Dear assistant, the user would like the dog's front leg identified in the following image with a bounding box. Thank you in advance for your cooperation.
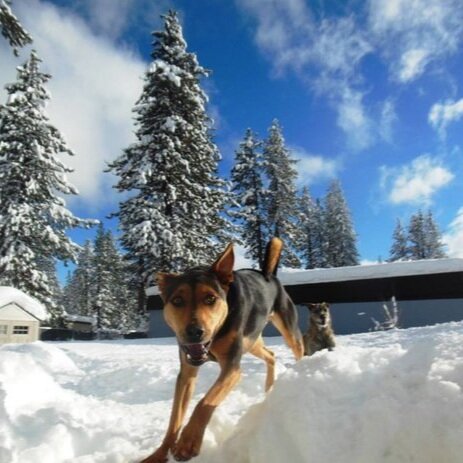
[141,355,198,463]
[173,360,241,461]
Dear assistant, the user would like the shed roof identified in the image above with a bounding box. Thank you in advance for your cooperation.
[0,286,49,321]
[146,258,463,308]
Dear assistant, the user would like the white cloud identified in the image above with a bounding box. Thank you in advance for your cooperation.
[68,0,172,42]
[336,89,374,151]
[428,98,463,137]
[291,147,340,186]
[378,99,397,142]
[368,0,463,82]
[380,155,454,205]
[443,207,463,257]
[0,0,146,210]
[237,0,374,150]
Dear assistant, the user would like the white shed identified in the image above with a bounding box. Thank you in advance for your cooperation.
[0,287,49,344]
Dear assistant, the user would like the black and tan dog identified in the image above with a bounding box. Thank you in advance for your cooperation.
[141,238,303,463]
[303,302,336,356]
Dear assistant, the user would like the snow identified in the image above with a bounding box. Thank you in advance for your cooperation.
[0,286,49,321]
[1,321,462,462]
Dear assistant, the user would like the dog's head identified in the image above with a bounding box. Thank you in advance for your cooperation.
[307,302,331,329]
[156,243,234,366]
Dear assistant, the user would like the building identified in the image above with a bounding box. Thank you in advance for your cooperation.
[0,287,49,344]
[63,314,95,333]
[146,258,463,337]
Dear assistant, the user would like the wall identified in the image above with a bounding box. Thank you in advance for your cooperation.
[148,298,463,338]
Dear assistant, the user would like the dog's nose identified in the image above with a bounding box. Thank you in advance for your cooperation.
[185,324,205,342]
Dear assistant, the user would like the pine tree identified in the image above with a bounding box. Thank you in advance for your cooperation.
[231,128,267,267]
[388,219,408,262]
[423,211,447,259]
[296,186,321,269]
[324,180,359,267]
[263,119,300,267]
[0,51,95,325]
[93,224,131,331]
[408,210,447,260]
[0,0,32,55]
[62,241,95,316]
[312,198,329,268]
[36,255,63,320]
[108,11,232,306]
[407,211,426,260]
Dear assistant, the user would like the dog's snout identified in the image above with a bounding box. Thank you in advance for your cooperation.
[185,324,205,342]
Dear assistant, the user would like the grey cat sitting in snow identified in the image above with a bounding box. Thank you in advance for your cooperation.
[303,302,336,356]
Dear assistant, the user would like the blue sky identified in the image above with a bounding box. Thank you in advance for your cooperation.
[2,0,463,274]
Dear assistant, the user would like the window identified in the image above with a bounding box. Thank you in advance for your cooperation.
[0,325,7,335]
[13,325,29,335]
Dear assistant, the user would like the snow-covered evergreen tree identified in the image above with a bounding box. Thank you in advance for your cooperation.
[388,219,408,262]
[62,241,95,316]
[108,11,232,304]
[93,224,134,331]
[263,119,300,267]
[0,0,32,55]
[36,255,63,320]
[424,211,447,259]
[323,180,359,267]
[312,198,329,268]
[407,211,427,260]
[0,51,95,326]
[408,210,447,260]
[296,186,321,269]
[231,128,267,267]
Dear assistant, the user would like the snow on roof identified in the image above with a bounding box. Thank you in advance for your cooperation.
[278,258,463,286]
[64,314,96,325]
[145,258,463,297]
[0,286,49,321]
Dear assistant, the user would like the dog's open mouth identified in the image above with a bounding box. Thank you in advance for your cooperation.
[181,341,212,366]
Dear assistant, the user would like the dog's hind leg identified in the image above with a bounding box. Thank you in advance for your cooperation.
[270,298,304,361]
[249,335,276,391]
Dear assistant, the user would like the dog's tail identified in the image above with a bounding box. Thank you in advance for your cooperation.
[262,237,283,278]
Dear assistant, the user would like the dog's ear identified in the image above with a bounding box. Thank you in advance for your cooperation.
[211,242,234,285]
[156,272,178,301]
[307,303,317,311]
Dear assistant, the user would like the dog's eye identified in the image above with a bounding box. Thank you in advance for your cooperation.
[204,295,217,306]
[171,296,184,307]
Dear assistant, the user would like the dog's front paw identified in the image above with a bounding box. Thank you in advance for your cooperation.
[140,445,169,463]
[172,428,202,461]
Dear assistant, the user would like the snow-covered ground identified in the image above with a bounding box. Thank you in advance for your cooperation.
[1,322,463,463]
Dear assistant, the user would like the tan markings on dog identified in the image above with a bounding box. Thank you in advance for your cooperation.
[211,242,234,286]
[162,283,228,343]
[140,357,199,463]
[249,336,275,391]
[142,240,303,463]
[173,363,241,461]
[270,311,304,360]
[209,329,239,359]
[156,272,179,302]
[263,237,283,277]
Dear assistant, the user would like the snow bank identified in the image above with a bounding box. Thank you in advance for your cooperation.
[0,323,462,463]
[199,324,463,463]
[0,286,48,321]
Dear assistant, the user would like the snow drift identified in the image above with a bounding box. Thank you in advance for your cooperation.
[0,322,462,463]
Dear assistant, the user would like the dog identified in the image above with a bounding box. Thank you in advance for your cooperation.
[303,302,336,356]
[141,238,303,462]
